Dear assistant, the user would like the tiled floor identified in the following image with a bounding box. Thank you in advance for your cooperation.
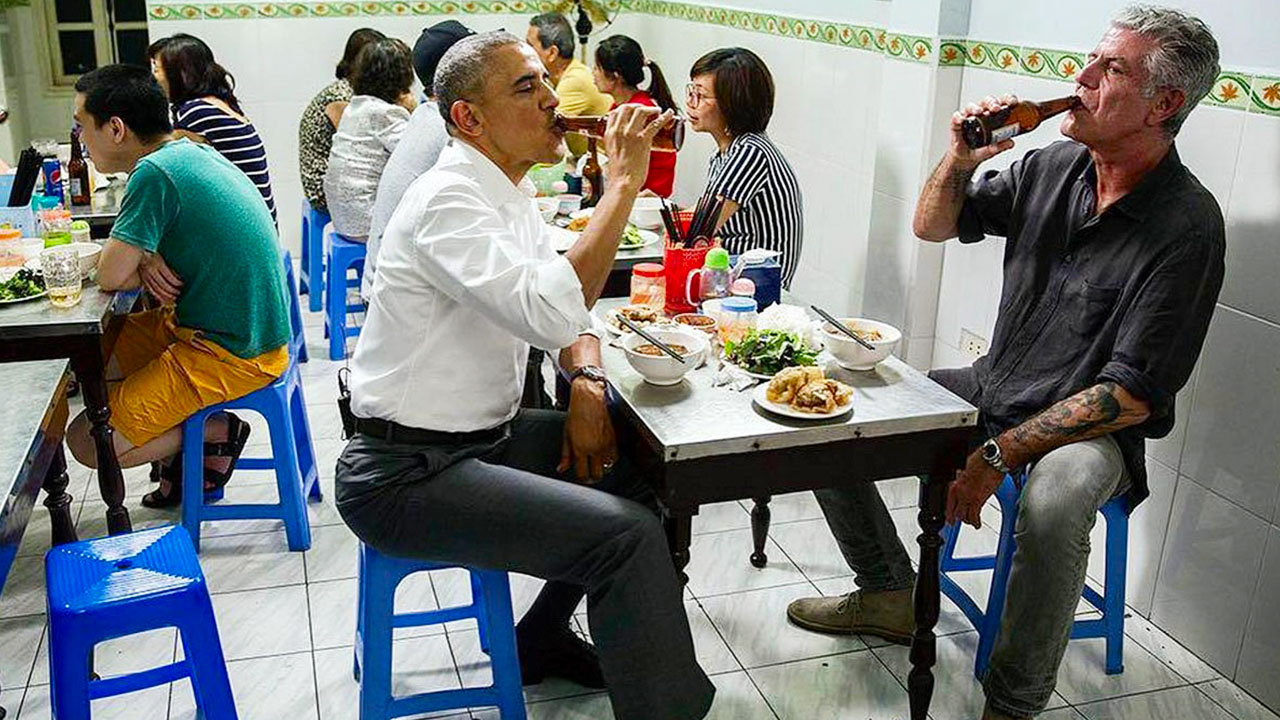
[1,300,1278,720]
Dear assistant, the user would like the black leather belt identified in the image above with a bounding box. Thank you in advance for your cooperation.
[354,416,508,446]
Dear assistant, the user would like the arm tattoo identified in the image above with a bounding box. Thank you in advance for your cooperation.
[1003,382,1148,464]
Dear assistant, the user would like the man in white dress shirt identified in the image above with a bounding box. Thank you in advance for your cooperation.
[334,32,714,720]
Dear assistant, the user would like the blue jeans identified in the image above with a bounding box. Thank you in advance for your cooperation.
[815,435,1127,717]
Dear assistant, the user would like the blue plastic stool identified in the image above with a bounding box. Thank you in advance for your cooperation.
[353,545,527,720]
[281,248,308,363]
[323,229,366,360]
[940,472,1131,679]
[300,199,330,312]
[180,357,320,553]
[46,526,238,720]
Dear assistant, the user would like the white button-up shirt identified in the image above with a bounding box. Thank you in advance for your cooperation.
[350,139,593,432]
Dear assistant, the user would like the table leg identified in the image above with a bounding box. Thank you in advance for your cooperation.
[43,445,79,546]
[908,474,947,720]
[664,511,693,586]
[749,495,771,568]
[70,345,132,536]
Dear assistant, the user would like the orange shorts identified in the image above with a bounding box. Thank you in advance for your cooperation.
[108,308,289,447]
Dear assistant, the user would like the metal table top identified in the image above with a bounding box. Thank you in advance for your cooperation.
[0,360,68,517]
[595,298,978,462]
[0,285,131,340]
[70,182,124,222]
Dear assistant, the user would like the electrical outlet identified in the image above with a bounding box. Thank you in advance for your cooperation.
[959,328,989,358]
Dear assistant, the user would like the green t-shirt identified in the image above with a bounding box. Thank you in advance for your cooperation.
[112,140,290,359]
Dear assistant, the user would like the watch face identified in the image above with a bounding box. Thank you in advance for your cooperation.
[982,440,999,459]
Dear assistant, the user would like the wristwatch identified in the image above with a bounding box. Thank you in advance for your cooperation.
[981,438,1011,474]
[570,365,607,385]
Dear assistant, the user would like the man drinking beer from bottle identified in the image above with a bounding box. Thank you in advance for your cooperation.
[786,7,1224,718]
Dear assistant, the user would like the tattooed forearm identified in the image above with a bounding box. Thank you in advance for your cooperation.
[913,157,976,241]
[999,382,1151,468]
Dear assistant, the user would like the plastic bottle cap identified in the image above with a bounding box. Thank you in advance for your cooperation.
[71,220,90,232]
[729,278,755,296]
[0,228,21,242]
[633,262,664,278]
[703,247,731,270]
[721,296,757,313]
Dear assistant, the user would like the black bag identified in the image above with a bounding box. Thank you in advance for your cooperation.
[337,367,356,440]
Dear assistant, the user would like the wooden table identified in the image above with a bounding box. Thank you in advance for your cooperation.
[0,286,138,541]
[0,360,72,719]
[595,298,978,720]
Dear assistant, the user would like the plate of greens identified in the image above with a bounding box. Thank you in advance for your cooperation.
[722,328,819,378]
[620,225,659,250]
[0,267,47,304]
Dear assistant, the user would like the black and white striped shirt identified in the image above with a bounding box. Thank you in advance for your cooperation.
[706,132,803,286]
[174,99,277,223]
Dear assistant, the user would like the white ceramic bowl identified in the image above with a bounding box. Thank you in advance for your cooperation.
[556,193,583,216]
[536,196,558,223]
[622,327,708,385]
[816,317,901,370]
[629,196,665,230]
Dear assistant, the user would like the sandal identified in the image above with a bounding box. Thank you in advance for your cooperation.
[141,413,251,508]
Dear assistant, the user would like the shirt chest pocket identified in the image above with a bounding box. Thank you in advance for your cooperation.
[1064,279,1122,337]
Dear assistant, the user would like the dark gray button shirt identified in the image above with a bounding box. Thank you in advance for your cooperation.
[938,140,1225,507]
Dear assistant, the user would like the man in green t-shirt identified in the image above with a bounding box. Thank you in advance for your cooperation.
[64,64,291,508]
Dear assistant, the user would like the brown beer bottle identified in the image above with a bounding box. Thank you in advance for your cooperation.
[961,96,1083,149]
[582,136,603,208]
[68,129,91,206]
[556,113,685,153]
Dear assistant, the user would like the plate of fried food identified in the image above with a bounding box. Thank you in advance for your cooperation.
[753,366,854,419]
[604,303,672,335]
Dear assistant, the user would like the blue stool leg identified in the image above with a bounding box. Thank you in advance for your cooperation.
[974,478,1020,681]
[290,377,321,502]
[262,382,311,552]
[182,409,215,553]
[283,252,308,364]
[299,212,310,296]
[1102,502,1128,674]
[471,572,491,655]
[180,595,239,720]
[358,555,396,720]
[475,571,527,720]
[308,215,325,312]
[48,627,93,720]
[326,245,347,361]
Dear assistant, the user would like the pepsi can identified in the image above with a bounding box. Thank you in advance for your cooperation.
[42,157,64,203]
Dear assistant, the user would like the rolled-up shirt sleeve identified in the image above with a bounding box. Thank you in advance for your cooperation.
[411,185,592,350]
[1097,235,1225,433]
[956,149,1037,244]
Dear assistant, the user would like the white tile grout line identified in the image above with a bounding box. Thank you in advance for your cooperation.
[687,593,783,720]
[299,545,328,720]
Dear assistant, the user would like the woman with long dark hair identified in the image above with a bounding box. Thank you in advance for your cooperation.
[299,27,385,213]
[686,47,802,286]
[324,38,416,240]
[593,34,677,197]
[149,34,277,222]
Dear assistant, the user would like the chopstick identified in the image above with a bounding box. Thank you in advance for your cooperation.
[659,198,682,246]
[616,314,687,363]
[811,305,877,351]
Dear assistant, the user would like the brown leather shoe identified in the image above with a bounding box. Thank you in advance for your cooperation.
[786,588,915,645]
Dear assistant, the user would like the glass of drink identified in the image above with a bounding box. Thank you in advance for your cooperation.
[41,247,82,308]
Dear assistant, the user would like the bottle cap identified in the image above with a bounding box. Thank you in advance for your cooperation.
[633,262,664,278]
[721,296,757,313]
[703,247,731,270]
[729,278,755,296]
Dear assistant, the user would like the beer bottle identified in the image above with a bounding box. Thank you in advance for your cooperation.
[582,136,603,208]
[556,113,685,153]
[68,130,91,206]
[961,96,1083,149]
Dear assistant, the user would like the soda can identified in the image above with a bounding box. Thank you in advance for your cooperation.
[42,157,64,203]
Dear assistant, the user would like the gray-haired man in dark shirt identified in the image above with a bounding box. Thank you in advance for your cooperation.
[787,7,1224,719]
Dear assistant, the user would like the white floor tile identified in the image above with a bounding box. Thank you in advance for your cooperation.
[1125,613,1221,684]
[0,556,46,620]
[685,528,805,597]
[314,633,464,719]
[0,615,44,689]
[1076,685,1235,720]
[872,630,1069,718]
[302,524,359,583]
[450,627,592,705]
[206,585,312,661]
[757,491,824,524]
[1198,679,1280,720]
[1054,636,1188,705]
[691,501,752,535]
[198,531,307,594]
[0,689,24,719]
[701,582,865,669]
[169,650,317,720]
[8,682,169,720]
[768,518,855,582]
[750,649,907,720]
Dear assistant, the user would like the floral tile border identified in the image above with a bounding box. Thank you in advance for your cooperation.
[145,0,1276,111]
[940,37,1275,116]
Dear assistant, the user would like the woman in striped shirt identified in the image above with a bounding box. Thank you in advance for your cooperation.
[149,34,277,223]
[686,48,803,286]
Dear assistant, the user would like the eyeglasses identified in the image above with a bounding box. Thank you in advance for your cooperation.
[685,83,715,107]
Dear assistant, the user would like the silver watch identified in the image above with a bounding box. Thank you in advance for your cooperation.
[570,365,607,385]
[981,438,1011,474]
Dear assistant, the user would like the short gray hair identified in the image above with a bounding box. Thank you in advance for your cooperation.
[1111,4,1219,137]
[530,12,574,59]
[433,31,523,128]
